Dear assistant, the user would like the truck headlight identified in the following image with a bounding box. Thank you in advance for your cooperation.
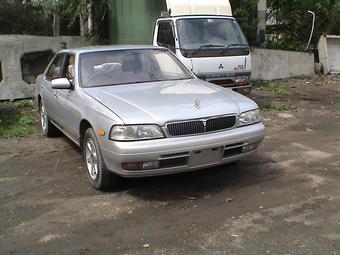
[110,125,165,141]
[238,109,262,127]
[235,75,250,84]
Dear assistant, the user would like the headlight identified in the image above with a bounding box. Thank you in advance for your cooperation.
[110,125,164,141]
[238,109,262,127]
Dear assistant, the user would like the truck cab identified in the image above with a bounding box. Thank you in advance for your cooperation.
[108,0,252,93]
[152,1,252,94]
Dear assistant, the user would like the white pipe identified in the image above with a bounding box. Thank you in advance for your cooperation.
[306,10,315,51]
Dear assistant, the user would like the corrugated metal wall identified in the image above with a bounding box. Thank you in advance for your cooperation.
[109,0,167,45]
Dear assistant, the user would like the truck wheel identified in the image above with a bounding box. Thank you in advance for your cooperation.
[40,100,59,137]
[83,128,118,190]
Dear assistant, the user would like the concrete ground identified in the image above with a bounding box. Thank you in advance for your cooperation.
[1,76,340,255]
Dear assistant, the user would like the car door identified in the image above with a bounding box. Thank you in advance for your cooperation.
[55,54,82,142]
[42,53,66,123]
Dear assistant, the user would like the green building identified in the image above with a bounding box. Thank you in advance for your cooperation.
[108,0,167,45]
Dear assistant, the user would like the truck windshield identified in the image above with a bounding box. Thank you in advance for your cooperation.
[176,18,249,58]
[79,49,193,88]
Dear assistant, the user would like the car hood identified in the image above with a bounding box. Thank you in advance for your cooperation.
[83,79,258,125]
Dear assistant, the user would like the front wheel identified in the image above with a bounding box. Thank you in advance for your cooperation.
[83,128,118,190]
[40,100,59,137]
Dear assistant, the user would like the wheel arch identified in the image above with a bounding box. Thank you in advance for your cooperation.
[79,119,93,150]
[37,94,42,111]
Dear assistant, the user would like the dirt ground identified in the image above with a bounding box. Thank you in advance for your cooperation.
[1,76,340,255]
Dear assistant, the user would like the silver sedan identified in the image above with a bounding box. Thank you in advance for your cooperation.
[36,46,265,190]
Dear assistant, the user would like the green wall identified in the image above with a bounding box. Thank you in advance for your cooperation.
[109,0,167,45]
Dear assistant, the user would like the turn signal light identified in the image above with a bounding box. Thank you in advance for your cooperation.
[98,130,106,136]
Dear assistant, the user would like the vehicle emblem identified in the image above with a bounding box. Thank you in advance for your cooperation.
[194,99,201,110]
[218,64,224,69]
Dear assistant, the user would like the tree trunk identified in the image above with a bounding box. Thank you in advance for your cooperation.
[80,1,93,37]
[53,11,60,37]
[88,1,93,35]
[80,5,89,37]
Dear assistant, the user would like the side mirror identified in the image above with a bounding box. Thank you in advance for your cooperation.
[51,78,71,89]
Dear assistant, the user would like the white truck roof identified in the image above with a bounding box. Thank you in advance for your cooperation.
[166,0,232,17]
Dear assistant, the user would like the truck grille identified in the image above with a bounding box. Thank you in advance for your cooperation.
[166,115,236,137]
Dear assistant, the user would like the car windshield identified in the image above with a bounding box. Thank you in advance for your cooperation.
[79,49,193,87]
[176,18,249,57]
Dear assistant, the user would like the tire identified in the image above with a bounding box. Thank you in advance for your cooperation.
[83,128,118,190]
[40,100,59,137]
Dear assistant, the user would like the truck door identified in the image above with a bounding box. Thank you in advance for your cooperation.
[155,20,176,53]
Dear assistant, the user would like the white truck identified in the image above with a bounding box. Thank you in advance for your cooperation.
[109,0,252,94]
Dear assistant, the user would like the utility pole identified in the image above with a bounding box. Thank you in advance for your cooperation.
[257,0,267,47]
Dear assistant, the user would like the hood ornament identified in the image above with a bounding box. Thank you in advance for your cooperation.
[194,99,201,110]
[218,64,224,69]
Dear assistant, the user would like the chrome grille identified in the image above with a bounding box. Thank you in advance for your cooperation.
[166,115,236,137]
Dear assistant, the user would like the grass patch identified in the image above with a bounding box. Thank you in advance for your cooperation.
[254,80,290,96]
[257,101,297,112]
[0,99,39,138]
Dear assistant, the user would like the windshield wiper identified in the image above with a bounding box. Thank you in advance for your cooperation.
[190,44,225,56]
[220,43,248,54]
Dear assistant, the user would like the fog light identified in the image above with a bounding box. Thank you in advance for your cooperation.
[142,161,160,170]
[122,161,160,171]
[242,143,257,152]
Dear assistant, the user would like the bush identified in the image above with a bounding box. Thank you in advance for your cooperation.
[0,1,51,35]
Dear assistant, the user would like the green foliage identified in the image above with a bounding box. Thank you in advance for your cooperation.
[267,0,340,51]
[0,0,51,35]
[231,0,340,51]
[230,0,259,46]
[32,0,109,41]
[0,100,39,139]
[257,101,297,112]
[254,81,290,96]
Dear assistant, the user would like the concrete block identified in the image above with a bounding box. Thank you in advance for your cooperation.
[251,48,315,80]
[0,35,89,100]
[318,35,340,74]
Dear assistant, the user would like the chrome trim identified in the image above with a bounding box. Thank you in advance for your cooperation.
[224,142,245,150]
[164,114,237,137]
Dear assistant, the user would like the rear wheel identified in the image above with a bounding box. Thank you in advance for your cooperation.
[83,128,118,190]
[40,100,59,137]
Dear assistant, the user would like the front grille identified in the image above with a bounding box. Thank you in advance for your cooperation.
[206,116,236,132]
[166,120,204,136]
[166,115,236,137]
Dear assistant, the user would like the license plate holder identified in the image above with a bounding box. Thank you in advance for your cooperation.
[188,147,223,167]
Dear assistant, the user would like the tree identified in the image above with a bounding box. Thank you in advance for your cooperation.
[32,0,109,41]
[230,0,258,46]
[268,0,340,51]
[0,0,52,35]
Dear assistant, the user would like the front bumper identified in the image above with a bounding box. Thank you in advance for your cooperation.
[101,122,265,177]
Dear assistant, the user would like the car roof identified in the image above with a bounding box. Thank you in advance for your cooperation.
[60,45,163,55]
